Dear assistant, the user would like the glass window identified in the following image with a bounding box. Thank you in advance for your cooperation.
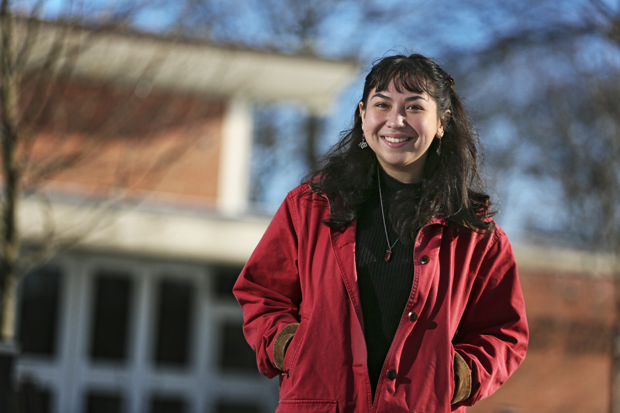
[89,271,133,362]
[17,378,52,413]
[215,401,261,413]
[153,278,194,367]
[19,266,61,356]
[150,396,186,413]
[212,265,243,301]
[218,320,258,373]
[85,391,124,413]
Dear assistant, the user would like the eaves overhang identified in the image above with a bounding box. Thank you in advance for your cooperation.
[23,20,358,114]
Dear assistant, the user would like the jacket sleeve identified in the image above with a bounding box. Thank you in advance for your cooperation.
[452,228,529,406]
[233,193,303,378]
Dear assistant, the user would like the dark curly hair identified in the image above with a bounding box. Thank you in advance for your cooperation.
[306,53,494,243]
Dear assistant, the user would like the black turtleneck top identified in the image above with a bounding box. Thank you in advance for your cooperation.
[355,170,419,397]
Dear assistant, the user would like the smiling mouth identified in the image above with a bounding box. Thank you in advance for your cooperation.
[382,136,411,143]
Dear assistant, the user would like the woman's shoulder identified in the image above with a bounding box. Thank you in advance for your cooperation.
[447,216,509,245]
[287,178,318,197]
[284,180,330,208]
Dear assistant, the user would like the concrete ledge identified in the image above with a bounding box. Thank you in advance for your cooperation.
[20,198,270,265]
[513,244,614,277]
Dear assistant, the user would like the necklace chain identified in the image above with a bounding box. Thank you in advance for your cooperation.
[377,165,399,262]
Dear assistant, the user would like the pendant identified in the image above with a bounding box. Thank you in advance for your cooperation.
[384,250,392,262]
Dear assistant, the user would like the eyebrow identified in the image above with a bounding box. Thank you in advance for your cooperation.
[371,92,427,102]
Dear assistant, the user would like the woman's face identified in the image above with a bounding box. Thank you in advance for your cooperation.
[359,81,448,183]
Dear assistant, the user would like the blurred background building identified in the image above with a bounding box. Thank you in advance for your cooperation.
[2,0,619,412]
[11,19,356,413]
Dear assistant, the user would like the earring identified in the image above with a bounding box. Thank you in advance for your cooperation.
[436,133,443,156]
[359,134,368,149]
[359,123,368,149]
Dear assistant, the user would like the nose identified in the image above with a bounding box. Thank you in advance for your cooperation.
[387,108,406,127]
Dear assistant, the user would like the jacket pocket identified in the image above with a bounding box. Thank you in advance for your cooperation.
[448,343,456,404]
[276,400,337,413]
[282,314,309,372]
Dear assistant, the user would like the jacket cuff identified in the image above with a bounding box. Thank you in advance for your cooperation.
[451,351,472,404]
[273,323,299,371]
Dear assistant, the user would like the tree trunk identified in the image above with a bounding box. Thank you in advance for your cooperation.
[0,2,19,410]
[0,0,21,344]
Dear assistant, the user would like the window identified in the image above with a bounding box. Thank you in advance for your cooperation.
[215,401,261,413]
[212,265,243,301]
[90,271,133,362]
[19,266,62,356]
[16,379,52,413]
[219,320,258,373]
[85,391,125,413]
[150,395,186,413]
[153,278,194,367]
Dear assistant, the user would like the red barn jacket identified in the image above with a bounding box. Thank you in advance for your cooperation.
[234,184,528,413]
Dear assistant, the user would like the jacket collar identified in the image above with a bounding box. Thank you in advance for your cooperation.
[319,189,450,229]
[423,216,449,227]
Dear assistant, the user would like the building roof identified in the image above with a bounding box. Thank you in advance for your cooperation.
[25,19,358,114]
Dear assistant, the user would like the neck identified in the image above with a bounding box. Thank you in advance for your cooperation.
[378,160,425,184]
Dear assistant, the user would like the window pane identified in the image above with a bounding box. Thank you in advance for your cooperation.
[90,271,133,361]
[212,265,243,301]
[85,391,124,413]
[19,266,61,356]
[219,321,257,373]
[153,279,194,367]
[216,401,261,413]
[150,396,186,413]
[17,379,52,413]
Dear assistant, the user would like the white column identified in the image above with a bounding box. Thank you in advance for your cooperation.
[217,97,253,215]
[127,266,153,413]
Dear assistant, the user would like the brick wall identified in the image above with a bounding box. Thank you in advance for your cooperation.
[21,77,227,207]
[470,268,613,413]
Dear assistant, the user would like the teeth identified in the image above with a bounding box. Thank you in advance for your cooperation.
[383,136,409,143]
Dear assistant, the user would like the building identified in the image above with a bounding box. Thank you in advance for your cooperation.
[470,245,613,413]
[14,21,357,413]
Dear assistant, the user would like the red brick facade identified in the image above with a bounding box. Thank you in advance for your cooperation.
[22,77,226,207]
[471,268,612,412]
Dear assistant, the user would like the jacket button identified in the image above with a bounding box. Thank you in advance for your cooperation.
[420,255,430,265]
[408,311,419,322]
[386,369,398,380]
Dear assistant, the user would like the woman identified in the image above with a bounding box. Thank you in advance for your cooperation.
[233,54,528,413]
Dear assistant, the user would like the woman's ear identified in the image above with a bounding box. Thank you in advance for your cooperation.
[358,101,365,122]
[441,110,452,127]
[438,110,451,135]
